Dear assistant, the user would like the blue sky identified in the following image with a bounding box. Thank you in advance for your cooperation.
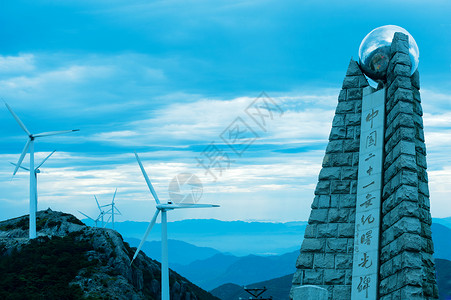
[1,0,450,223]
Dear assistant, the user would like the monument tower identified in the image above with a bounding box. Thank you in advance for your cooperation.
[291,25,439,300]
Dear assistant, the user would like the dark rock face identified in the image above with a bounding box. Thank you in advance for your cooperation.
[0,209,218,300]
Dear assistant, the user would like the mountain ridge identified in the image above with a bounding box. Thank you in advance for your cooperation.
[84,218,306,256]
[0,209,219,300]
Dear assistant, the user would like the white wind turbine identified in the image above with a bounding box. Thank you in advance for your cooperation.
[101,188,122,229]
[130,152,219,300]
[5,102,79,239]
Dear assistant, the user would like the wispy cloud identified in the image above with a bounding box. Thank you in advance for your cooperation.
[0,54,35,74]
[1,0,451,223]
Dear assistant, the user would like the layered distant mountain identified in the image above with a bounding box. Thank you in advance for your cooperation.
[211,273,293,300]
[431,223,451,261]
[172,251,298,290]
[81,218,451,297]
[90,219,308,256]
[126,238,222,265]
[124,237,298,290]
[433,217,451,229]
[93,218,451,261]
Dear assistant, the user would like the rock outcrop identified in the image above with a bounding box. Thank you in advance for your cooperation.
[0,209,219,300]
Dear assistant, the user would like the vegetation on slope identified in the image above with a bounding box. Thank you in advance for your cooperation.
[0,232,94,299]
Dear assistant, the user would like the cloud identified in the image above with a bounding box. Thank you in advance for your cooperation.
[3,84,451,222]
[0,87,336,223]
[429,167,451,218]
[84,91,337,151]
[0,54,35,74]
[1,0,451,224]
[0,148,323,222]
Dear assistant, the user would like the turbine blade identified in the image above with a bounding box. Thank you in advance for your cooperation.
[5,102,31,136]
[78,210,95,221]
[13,139,31,176]
[35,150,56,170]
[94,195,101,210]
[114,207,122,215]
[103,215,112,228]
[33,129,79,138]
[131,210,160,265]
[112,188,117,204]
[9,162,30,171]
[134,152,160,204]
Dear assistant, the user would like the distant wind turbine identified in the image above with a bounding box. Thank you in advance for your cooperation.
[101,188,122,229]
[94,195,107,227]
[5,102,79,239]
[130,152,219,300]
[78,210,102,227]
[78,194,110,228]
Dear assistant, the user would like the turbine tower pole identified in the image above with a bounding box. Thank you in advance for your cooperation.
[161,209,169,300]
[29,139,36,239]
[112,188,117,230]
[112,208,115,229]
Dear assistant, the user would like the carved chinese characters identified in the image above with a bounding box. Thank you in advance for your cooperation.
[351,87,385,299]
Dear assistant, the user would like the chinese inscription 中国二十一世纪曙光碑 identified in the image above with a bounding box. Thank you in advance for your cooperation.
[351,87,385,300]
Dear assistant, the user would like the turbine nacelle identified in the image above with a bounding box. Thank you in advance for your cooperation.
[5,103,79,176]
[9,150,56,175]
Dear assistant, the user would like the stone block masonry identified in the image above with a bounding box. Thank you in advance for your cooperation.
[291,59,368,300]
[378,32,438,300]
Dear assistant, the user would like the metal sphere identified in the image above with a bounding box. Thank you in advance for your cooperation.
[358,25,419,80]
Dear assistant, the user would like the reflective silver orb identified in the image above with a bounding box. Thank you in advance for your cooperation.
[358,25,419,80]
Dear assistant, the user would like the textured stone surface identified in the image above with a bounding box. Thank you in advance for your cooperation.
[292,285,328,300]
[379,32,438,300]
[295,253,313,268]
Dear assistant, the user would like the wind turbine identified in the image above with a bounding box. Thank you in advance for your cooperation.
[10,150,56,205]
[5,102,79,239]
[78,194,108,228]
[130,152,219,300]
[78,210,101,227]
[101,188,122,229]
[94,195,107,227]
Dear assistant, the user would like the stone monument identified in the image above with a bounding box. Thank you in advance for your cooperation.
[291,25,439,300]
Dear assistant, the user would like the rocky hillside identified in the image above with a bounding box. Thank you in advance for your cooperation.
[0,209,219,300]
